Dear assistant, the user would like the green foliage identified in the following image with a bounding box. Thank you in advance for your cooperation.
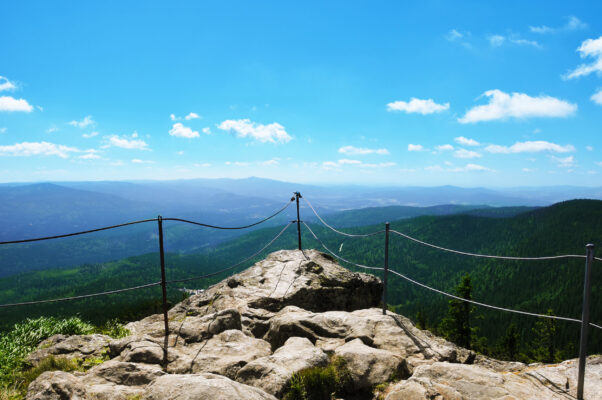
[531,309,559,363]
[498,323,520,361]
[439,274,473,349]
[283,356,352,400]
[97,319,130,339]
[0,316,127,399]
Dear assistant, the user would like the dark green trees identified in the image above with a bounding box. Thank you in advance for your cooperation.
[531,309,559,363]
[440,274,473,349]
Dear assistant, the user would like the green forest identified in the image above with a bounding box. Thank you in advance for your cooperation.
[0,199,600,363]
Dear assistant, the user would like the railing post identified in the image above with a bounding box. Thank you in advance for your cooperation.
[295,192,302,250]
[577,243,594,400]
[383,222,390,315]
[157,216,169,367]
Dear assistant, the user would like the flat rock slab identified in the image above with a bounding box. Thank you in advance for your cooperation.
[385,357,602,400]
[142,373,277,400]
[27,334,111,365]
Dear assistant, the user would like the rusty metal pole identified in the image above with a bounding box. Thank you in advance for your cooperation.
[295,192,302,250]
[157,216,169,367]
[383,222,390,315]
[577,244,595,400]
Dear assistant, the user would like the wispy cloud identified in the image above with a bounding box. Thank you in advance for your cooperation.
[185,112,201,120]
[169,123,199,138]
[218,119,292,143]
[487,35,540,48]
[550,155,574,167]
[485,140,575,154]
[458,90,576,123]
[131,159,155,164]
[408,144,424,152]
[425,163,493,173]
[323,159,396,170]
[436,144,454,151]
[563,36,602,80]
[338,146,389,155]
[0,96,33,112]
[0,76,17,92]
[530,16,588,34]
[68,115,94,128]
[454,136,480,146]
[0,141,92,158]
[454,149,482,159]
[225,161,250,166]
[260,158,280,166]
[103,134,150,150]
[387,98,449,114]
[82,131,99,139]
[591,89,602,105]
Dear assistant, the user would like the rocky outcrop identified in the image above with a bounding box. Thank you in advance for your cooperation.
[25,249,602,400]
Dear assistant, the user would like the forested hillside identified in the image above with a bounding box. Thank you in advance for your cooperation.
[0,199,600,361]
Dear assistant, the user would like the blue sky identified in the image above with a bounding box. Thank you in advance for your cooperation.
[1,1,601,186]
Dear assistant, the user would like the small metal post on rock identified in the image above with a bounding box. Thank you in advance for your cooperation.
[295,192,302,250]
[383,222,390,315]
[157,216,170,367]
[577,243,594,400]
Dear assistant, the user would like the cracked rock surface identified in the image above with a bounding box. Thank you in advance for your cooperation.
[25,249,602,399]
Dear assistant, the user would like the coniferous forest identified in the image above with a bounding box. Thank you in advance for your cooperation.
[0,199,600,362]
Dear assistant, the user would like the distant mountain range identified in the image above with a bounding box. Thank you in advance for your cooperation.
[1,178,600,277]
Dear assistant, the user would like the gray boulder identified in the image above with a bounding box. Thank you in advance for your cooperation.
[27,334,111,366]
[142,373,277,400]
[236,336,329,397]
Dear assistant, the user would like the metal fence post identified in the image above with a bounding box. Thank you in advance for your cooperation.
[295,192,302,250]
[157,216,169,367]
[383,222,390,315]
[577,243,594,400]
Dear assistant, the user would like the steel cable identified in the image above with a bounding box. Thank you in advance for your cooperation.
[302,222,384,271]
[0,218,159,245]
[388,268,601,330]
[303,197,385,238]
[390,230,588,261]
[163,198,294,230]
[165,222,294,285]
[0,281,162,308]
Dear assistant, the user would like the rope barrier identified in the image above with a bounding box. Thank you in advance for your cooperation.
[303,197,385,238]
[0,218,159,245]
[390,230,588,261]
[302,222,384,271]
[0,281,162,308]
[388,268,602,330]
[163,198,293,230]
[165,222,294,285]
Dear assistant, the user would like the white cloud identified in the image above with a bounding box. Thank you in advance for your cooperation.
[169,123,199,138]
[586,146,593,151]
[360,162,396,168]
[387,98,449,114]
[202,127,212,135]
[550,155,574,167]
[0,76,17,92]
[185,112,200,120]
[261,159,280,166]
[564,36,602,79]
[408,144,424,152]
[338,159,362,165]
[0,127,6,134]
[485,140,575,154]
[218,119,292,143]
[530,16,587,34]
[131,159,155,164]
[46,126,58,134]
[591,89,602,105]
[0,141,82,158]
[79,153,101,160]
[321,161,340,170]
[458,90,576,123]
[451,163,493,172]
[193,163,211,167]
[170,114,178,121]
[454,136,480,146]
[488,35,540,48]
[104,135,150,150]
[225,161,250,166]
[0,96,34,112]
[68,115,94,128]
[436,144,454,151]
[338,146,389,155]
[488,35,505,47]
[454,149,482,159]
[445,29,463,41]
[522,168,536,172]
[82,131,99,139]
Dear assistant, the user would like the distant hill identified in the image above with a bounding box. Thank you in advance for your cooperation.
[1,199,600,359]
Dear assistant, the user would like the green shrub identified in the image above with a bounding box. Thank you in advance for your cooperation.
[18,356,79,391]
[283,356,352,400]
